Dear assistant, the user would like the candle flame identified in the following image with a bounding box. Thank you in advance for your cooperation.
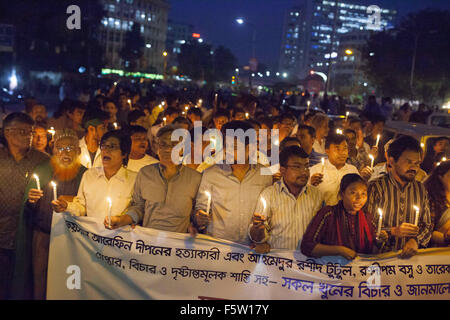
[50,181,57,187]
[107,197,112,206]
[369,154,374,160]
[413,205,419,212]
[33,174,39,180]
[261,197,267,211]
[378,208,383,218]
[321,157,325,165]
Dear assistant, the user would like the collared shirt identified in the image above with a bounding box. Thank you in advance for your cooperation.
[313,139,326,154]
[367,173,432,251]
[67,167,137,220]
[78,137,102,169]
[126,164,202,233]
[182,154,215,173]
[195,164,272,244]
[309,159,359,206]
[0,147,48,249]
[253,179,324,250]
[127,154,159,173]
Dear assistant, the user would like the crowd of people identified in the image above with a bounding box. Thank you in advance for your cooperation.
[0,82,449,300]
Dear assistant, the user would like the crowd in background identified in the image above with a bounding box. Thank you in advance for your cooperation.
[0,81,449,300]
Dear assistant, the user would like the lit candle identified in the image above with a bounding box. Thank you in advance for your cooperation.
[306,100,311,113]
[107,197,112,228]
[198,99,203,105]
[321,157,325,174]
[210,136,216,150]
[260,196,267,219]
[205,191,212,215]
[113,122,118,130]
[163,117,167,126]
[50,181,57,201]
[114,82,117,86]
[345,111,349,122]
[377,208,383,238]
[33,174,41,191]
[162,101,166,106]
[442,157,447,162]
[214,93,218,106]
[48,127,56,140]
[245,112,249,119]
[413,205,419,226]
[375,134,381,147]
[85,155,91,168]
[369,154,375,169]
[185,106,189,112]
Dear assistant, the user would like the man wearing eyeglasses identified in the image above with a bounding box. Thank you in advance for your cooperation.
[109,125,202,234]
[249,146,324,253]
[0,113,48,299]
[53,130,136,222]
[12,129,87,300]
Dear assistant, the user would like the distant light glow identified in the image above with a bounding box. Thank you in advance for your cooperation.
[236,18,244,25]
[9,69,18,91]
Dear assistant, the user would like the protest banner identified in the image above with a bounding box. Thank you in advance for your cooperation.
[47,213,450,300]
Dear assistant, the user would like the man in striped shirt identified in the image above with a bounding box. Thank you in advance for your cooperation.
[249,146,324,251]
[367,136,432,258]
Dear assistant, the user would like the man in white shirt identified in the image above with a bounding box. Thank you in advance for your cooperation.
[309,133,359,206]
[125,126,158,173]
[78,110,109,169]
[53,130,137,221]
[249,146,324,251]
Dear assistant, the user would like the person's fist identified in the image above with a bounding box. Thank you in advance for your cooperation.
[394,223,419,238]
[310,173,323,186]
[51,198,68,213]
[28,188,44,204]
[360,166,373,180]
[194,210,210,230]
[250,213,266,243]
[339,246,357,260]
[400,239,418,259]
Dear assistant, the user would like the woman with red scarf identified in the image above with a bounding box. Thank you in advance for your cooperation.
[301,174,387,260]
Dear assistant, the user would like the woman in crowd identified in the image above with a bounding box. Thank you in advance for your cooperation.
[421,136,449,174]
[301,174,387,259]
[424,161,450,246]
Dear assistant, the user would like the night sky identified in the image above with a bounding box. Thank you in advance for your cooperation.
[169,0,450,70]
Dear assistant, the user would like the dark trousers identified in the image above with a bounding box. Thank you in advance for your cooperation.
[32,229,50,300]
[0,248,14,299]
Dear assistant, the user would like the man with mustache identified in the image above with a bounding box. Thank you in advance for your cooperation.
[109,125,202,233]
[125,126,158,173]
[367,136,432,258]
[13,129,86,300]
[249,146,324,252]
[309,133,359,206]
